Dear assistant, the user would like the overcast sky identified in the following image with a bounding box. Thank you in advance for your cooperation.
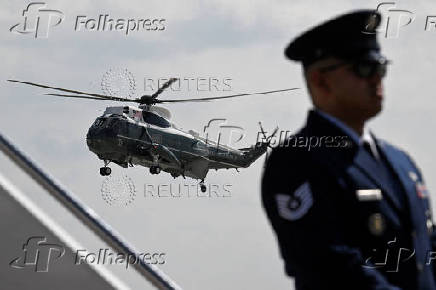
[1,0,436,289]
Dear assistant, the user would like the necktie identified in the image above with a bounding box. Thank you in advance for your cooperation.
[363,140,378,161]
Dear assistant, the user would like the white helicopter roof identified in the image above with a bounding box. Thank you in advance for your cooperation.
[149,106,171,120]
[103,105,171,121]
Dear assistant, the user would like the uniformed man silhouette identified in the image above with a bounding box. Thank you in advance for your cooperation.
[261,10,436,290]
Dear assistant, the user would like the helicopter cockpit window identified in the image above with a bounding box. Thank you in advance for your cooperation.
[106,118,118,128]
[93,118,105,127]
[142,111,171,128]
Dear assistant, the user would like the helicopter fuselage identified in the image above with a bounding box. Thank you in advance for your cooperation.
[8,78,289,191]
[86,106,268,180]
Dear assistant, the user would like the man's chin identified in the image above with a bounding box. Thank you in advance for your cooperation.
[366,104,382,120]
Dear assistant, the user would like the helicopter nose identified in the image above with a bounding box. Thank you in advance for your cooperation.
[86,122,117,151]
[87,127,115,139]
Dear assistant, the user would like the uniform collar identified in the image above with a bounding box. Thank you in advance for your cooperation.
[314,109,361,144]
[314,108,380,159]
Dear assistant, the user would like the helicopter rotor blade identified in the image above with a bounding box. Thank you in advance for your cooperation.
[7,79,136,102]
[45,93,139,102]
[155,87,299,103]
[9,79,299,106]
[151,78,178,98]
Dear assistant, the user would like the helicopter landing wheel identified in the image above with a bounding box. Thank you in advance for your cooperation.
[150,166,161,175]
[199,180,207,193]
[100,167,112,176]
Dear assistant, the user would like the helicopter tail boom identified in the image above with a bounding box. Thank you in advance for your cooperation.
[236,142,269,168]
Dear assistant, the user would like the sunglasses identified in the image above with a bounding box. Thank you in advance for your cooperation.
[319,58,391,78]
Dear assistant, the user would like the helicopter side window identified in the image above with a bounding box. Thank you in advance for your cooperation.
[142,111,170,128]
[192,141,208,153]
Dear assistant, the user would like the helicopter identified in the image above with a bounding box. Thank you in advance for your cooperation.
[7,78,298,192]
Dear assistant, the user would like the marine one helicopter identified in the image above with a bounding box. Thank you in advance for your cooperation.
[8,79,297,192]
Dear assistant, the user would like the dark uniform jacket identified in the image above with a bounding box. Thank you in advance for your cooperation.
[262,110,436,290]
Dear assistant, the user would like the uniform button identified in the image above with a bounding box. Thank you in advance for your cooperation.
[417,263,424,272]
